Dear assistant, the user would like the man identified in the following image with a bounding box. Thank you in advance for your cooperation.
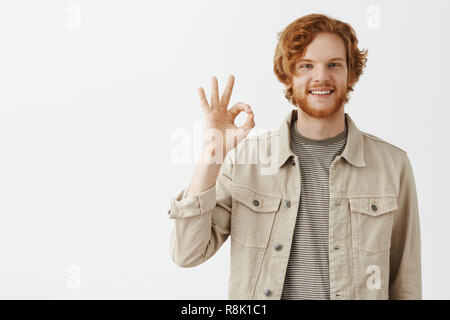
[167,13,422,300]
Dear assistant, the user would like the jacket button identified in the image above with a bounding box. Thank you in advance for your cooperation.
[168,209,171,215]
[371,204,377,212]
[274,244,282,251]
[284,200,291,208]
[264,289,271,296]
[291,159,295,166]
[253,200,260,207]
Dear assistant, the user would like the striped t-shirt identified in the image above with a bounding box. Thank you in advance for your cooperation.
[280,117,348,300]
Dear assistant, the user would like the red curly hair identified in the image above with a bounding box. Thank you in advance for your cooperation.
[273,13,368,106]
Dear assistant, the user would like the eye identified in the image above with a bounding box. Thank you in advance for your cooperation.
[329,62,340,68]
[300,64,312,69]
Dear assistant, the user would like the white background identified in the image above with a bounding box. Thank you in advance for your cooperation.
[0,0,449,299]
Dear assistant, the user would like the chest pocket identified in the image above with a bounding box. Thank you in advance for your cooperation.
[348,197,398,253]
[231,185,281,248]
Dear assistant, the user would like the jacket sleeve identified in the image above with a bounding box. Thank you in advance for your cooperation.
[389,152,422,299]
[167,153,233,268]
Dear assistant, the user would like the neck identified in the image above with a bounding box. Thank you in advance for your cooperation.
[295,107,346,140]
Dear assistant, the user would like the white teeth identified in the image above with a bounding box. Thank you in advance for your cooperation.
[310,90,332,95]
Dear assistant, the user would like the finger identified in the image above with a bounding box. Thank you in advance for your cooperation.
[238,111,255,133]
[220,74,235,108]
[228,102,252,119]
[210,76,220,109]
[197,87,210,114]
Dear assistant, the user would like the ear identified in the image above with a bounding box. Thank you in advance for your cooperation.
[284,80,292,90]
[347,74,355,88]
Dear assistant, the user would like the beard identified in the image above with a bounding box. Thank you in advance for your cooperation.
[293,85,348,118]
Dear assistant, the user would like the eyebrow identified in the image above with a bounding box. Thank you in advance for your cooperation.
[297,57,346,63]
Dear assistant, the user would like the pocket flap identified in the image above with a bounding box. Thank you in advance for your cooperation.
[232,185,281,213]
[349,197,398,216]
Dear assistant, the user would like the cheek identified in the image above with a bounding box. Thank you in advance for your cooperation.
[341,70,350,87]
[292,79,309,92]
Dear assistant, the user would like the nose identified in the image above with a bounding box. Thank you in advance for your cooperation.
[312,64,331,83]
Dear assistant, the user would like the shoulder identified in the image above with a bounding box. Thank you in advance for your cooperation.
[361,131,410,169]
[362,131,407,154]
[239,129,279,150]
[226,129,279,165]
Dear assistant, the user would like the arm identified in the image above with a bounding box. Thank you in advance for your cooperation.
[389,152,422,299]
[168,152,233,267]
[167,75,254,268]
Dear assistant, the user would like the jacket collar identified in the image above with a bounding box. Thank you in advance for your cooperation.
[277,109,366,168]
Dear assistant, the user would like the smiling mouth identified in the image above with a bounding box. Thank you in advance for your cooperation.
[309,89,334,97]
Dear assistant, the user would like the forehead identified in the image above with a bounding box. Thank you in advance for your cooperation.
[297,32,346,62]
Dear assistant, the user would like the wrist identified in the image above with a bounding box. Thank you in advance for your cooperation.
[196,143,226,165]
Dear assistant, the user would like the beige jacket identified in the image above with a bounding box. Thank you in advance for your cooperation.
[168,109,422,300]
